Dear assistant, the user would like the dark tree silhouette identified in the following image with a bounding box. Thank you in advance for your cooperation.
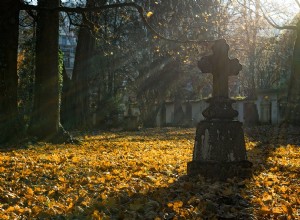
[28,0,66,141]
[0,0,21,144]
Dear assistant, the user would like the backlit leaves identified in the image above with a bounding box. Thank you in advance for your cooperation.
[146,11,154,18]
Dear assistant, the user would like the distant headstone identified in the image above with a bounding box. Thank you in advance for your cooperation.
[124,104,139,131]
[184,102,193,127]
[160,104,166,127]
[187,39,252,180]
[260,100,271,124]
[244,102,259,126]
[174,99,185,125]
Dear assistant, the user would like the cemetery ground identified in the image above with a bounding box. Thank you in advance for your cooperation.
[0,127,299,220]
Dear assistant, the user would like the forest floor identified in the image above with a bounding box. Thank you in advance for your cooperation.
[0,126,299,219]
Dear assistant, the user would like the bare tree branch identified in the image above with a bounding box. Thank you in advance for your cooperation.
[66,12,83,28]
[19,2,217,44]
[260,7,296,30]
[25,10,37,21]
[237,0,296,30]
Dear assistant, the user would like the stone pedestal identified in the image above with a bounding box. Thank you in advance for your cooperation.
[187,120,252,179]
[192,121,246,161]
[187,160,252,180]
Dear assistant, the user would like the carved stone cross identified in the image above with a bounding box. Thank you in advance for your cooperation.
[198,39,242,98]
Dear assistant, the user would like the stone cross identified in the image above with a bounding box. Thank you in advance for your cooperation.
[187,39,252,179]
[198,39,242,98]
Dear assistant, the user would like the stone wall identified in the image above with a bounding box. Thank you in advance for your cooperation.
[156,92,284,127]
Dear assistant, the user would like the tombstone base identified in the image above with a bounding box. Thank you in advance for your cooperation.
[187,160,252,180]
[187,120,252,179]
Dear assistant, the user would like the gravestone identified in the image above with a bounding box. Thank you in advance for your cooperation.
[244,102,259,126]
[187,39,252,179]
[174,100,185,125]
[184,102,193,126]
[260,100,271,124]
[124,104,139,131]
[160,104,166,127]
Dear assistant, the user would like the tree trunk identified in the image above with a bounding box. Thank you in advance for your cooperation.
[70,0,98,128]
[286,22,300,125]
[60,65,72,128]
[28,0,63,141]
[0,0,20,144]
[71,27,95,128]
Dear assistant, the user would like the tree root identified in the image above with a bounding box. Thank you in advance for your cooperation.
[50,125,81,144]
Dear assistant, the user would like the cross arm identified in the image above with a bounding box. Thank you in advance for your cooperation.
[229,58,242,76]
[198,56,213,74]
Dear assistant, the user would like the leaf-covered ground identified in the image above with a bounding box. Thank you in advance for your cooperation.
[0,127,299,219]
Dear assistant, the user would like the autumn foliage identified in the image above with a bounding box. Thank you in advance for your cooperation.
[0,127,299,219]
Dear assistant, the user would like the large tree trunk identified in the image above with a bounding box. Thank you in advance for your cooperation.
[286,22,300,125]
[28,0,65,141]
[0,0,21,144]
[69,0,98,128]
[71,26,95,128]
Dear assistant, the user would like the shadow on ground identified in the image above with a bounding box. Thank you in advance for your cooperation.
[243,125,300,219]
[43,175,254,220]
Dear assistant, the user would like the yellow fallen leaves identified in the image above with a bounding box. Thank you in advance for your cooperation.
[259,205,294,218]
[146,11,154,18]
[261,192,272,202]
[245,126,300,219]
[0,128,194,219]
[0,127,299,219]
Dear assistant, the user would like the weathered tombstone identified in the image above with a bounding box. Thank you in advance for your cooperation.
[174,100,185,125]
[244,102,259,126]
[260,99,272,124]
[184,102,193,127]
[124,104,139,131]
[160,103,167,127]
[187,39,252,179]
